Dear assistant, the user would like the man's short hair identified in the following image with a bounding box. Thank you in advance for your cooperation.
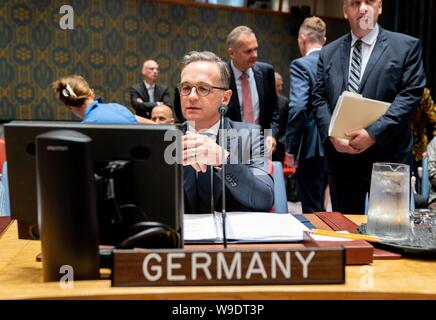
[226,25,255,49]
[181,51,230,88]
[299,17,326,44]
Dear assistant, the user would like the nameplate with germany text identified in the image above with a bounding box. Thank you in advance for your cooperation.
[111,247,345,286]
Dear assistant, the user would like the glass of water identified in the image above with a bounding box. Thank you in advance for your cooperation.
[367,162,410,242]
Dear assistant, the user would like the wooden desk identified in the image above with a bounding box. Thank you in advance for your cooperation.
[1,217,436,300]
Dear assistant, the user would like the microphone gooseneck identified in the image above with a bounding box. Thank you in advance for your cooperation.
[219,106,227,248]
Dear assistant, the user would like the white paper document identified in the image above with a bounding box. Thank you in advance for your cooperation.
[328,91,390,139]
[183,212,309,244]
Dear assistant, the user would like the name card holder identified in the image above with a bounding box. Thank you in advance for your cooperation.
[111,247,345,287]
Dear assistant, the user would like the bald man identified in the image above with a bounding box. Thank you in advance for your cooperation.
[151,104,175,124]
[129,59,173,119]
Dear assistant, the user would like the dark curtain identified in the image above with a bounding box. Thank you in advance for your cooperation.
[381,0,436,96]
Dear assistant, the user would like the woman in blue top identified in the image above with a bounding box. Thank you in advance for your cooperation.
[52,75,153,124]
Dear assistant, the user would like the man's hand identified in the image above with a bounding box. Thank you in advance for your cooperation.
[284,153,298,168]
[266,136,277,155]
[329,137,361,154]
[182,131,229,172]
[345,129,376,153]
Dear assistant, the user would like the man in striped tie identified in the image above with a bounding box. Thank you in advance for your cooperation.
[312,0,426,214]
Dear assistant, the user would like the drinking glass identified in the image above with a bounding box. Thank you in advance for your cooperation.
[367,162,410,242]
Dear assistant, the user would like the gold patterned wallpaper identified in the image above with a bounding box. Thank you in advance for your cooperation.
[0,0,318,121]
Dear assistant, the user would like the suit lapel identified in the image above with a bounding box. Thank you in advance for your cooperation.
[253,64,264,125]
[340,34,352,91]
[359,29,388,91]
[154,84,163,101]
[139,82,150,101]
[214,118,237,203]
[228,66,242,121]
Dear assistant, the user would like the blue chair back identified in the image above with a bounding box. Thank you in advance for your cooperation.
[0,161,10,216]
[421,155,430,201]
[271,161,288,213]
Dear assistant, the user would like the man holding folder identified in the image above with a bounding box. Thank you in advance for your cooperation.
[312,0,426,214]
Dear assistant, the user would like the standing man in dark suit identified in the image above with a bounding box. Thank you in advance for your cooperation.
[286,17,327,213]
[312,0,426,214]
[226,26,280,156]
[180,51,274,214]
[129,59,172,119]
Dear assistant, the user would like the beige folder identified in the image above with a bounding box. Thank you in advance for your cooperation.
[328,91,390,139]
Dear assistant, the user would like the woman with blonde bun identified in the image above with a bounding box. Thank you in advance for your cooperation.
[53,75,151,124]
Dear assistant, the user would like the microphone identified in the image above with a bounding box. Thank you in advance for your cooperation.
[219,104,228,248]
[218,104,228,116]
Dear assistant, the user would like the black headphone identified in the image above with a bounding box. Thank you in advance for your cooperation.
[115,220,181,249]
[95,161,182,250]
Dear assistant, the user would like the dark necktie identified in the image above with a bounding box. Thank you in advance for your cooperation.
[349,40,362,93]
[196,167,214,213]
[196,132,216,213]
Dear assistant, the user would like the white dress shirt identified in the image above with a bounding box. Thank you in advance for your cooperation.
[144,81,155,103]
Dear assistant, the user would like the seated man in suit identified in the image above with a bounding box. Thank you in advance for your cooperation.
[151,103,175,124]
[129,59,172,119]
[180,51,274,214]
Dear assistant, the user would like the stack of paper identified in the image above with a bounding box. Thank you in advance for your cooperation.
[183,212,309,244]
[328,91,390,139]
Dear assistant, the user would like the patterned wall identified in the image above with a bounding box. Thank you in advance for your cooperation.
[0,0,306,121]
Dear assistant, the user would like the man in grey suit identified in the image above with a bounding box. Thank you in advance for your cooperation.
[180,51,274,214]
[129,59,172,119]
[225,26,280,157]
[286,17,327,213]
[312,0,426,214]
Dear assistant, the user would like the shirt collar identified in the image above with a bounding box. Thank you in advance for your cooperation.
[351,23,379,47]
[187,120,220,138]
[230,60,253,80]
[84,97,102,118]
[305,48,322,56]
[144,81,155,90]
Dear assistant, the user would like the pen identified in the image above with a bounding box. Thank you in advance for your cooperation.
[310,229,380,243]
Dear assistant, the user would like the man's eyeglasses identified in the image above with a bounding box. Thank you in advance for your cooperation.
[178,83,228,97]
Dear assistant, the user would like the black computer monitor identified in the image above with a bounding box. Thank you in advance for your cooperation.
[4,121,184,243]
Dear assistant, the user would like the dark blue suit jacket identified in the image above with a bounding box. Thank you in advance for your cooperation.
[226,62,280,139]
[313,27,426,165]
[286,50,324,160]
[183,118,274,214]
